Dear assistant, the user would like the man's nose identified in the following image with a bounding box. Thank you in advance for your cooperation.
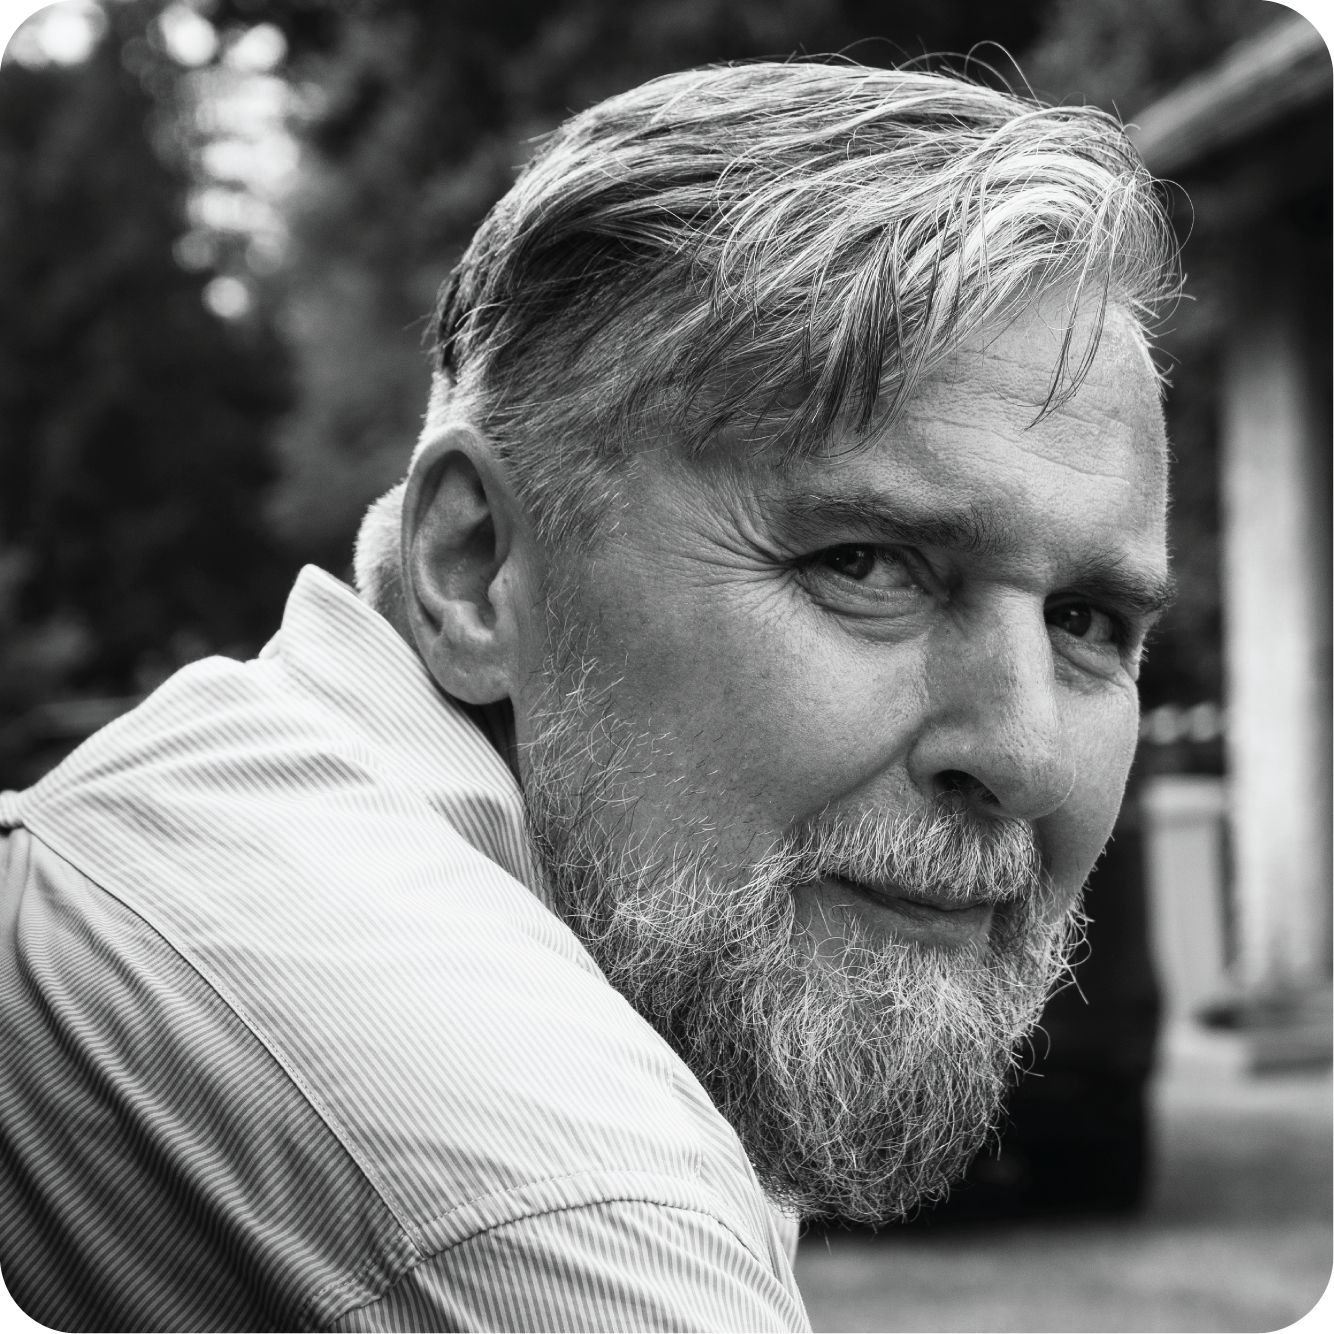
[906,600,1075,822]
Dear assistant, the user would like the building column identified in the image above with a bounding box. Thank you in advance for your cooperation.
[1220,255,1332,1003]
[1141,775,1230,1026]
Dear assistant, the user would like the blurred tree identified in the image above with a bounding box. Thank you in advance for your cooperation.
[208,0,1051,571]
[0,0,298,786]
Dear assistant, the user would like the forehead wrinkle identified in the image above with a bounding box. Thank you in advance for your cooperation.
[908,300,1166,448]
[893,373,1164,487]
[973,431,1160,484]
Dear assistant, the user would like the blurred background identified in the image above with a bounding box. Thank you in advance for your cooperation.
[0,1,1329,1328]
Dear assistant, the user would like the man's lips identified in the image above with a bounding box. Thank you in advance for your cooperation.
[819,874,996,946]
[841,877,987,914]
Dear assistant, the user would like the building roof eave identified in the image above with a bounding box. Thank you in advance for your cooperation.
[1129,14,1331,178]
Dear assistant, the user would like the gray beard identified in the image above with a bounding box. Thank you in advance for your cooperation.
[522,652,1082,1224]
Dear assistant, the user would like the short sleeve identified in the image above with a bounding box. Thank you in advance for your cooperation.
[329,1200,811,1333]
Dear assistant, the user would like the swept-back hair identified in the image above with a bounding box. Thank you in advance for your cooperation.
[356,60,1176,606]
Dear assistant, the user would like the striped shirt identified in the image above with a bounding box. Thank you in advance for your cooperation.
[0,566,808,1332]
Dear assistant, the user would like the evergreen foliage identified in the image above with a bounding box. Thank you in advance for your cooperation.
[0,0,297,784]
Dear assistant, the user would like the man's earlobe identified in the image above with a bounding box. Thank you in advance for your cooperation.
[401,425,528,706]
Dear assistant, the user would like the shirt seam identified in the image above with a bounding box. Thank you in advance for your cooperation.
[320,1193,786,1330]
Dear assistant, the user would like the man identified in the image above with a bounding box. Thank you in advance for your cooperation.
[1,62,1174,1331]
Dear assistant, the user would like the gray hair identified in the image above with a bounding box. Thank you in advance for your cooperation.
[355,60,1176,612]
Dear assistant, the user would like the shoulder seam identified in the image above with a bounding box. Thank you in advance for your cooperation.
[322,1193,783,1328]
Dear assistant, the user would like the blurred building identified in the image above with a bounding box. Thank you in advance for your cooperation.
[1132,14,1332,1066]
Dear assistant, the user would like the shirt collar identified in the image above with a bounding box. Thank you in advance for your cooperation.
[263,565,539,891]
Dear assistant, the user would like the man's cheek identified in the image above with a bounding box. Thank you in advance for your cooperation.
[675,674,928,832]
[1048,698,1140,888]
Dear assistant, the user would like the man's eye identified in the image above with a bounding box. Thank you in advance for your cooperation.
[1047,601,1117,644]
[818,545,914,591]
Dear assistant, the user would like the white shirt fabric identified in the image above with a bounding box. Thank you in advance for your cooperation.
[0,566,808,1332]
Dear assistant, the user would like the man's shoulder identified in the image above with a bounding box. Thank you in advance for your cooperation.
[2,642,772,1270]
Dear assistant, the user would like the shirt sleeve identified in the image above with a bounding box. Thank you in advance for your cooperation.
[328,1200,810,1333]
[0,827,427,1332]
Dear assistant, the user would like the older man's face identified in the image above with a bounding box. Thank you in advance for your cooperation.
[521,301,1167,924]
[512,297,1169,1217]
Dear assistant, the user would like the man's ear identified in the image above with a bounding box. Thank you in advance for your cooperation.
[401,424,533,706]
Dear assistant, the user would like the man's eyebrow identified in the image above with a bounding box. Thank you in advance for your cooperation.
[1060,565,1178,621]
[774,488,1009,556]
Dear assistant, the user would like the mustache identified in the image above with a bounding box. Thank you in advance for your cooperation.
[780,801,1048,910]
